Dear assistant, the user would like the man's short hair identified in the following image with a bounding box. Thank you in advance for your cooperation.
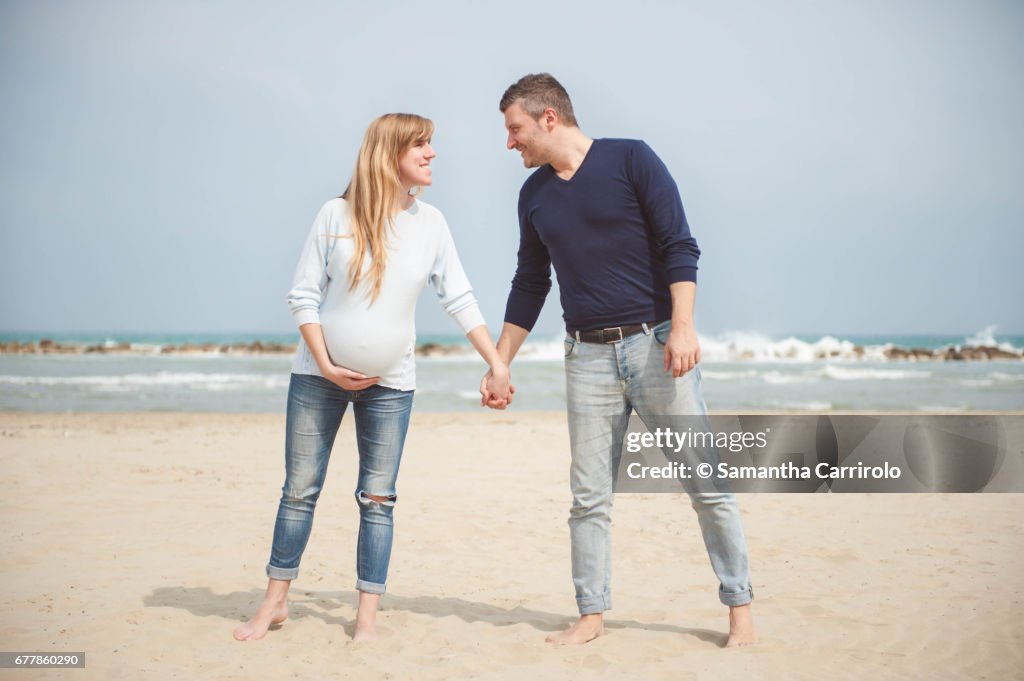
[499,73,578,127]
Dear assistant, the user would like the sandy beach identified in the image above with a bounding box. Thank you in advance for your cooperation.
[1,411,1022,680]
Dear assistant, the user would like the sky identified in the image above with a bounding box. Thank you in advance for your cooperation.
[1,0,1022,338]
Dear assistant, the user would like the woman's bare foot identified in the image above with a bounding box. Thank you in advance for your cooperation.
[233,578,291,641]
[724,604,757,647]
[233,598,288,640]
[352,591,381,642]
[545,613,605,645]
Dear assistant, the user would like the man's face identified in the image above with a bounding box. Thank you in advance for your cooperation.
[504,101,549,168]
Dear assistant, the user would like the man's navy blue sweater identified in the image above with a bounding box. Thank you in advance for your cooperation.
[504,138,701,332]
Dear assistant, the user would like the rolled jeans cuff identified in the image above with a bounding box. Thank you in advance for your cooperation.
[266,564,299,581]
[356,579,386,595]
[576,593,611,615]
[719,585,754,607]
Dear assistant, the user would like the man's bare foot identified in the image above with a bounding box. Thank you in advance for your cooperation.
[545,613,605,645]
[233,598,288,641]
[724,604,757,647]
[352,591,381,642]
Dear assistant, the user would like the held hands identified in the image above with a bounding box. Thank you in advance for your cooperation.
[321,364,381,391]
[479,364,515,410]
[664,323,701,378]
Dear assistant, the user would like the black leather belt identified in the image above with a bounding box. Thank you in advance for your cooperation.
[568,322,657,344]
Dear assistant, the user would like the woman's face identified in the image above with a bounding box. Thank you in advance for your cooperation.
[398,138,436,189]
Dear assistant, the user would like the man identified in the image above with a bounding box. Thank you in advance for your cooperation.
[481,73,757,646]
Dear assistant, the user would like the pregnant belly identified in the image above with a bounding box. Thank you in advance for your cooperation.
[320,315,414,378]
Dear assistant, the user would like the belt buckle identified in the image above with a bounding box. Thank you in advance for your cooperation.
[604,326,624,343]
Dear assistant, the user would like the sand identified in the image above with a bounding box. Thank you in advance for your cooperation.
[1,411,1022,680]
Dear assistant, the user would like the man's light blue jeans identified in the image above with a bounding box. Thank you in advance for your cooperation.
[265,373,413,594]
[564,320,754,614]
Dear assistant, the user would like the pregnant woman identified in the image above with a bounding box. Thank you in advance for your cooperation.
[233,113,510,642]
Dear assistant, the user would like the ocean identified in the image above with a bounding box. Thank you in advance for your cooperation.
[1,328,1022,413]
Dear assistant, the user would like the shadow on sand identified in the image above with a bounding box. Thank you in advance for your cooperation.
[144,586,725,644]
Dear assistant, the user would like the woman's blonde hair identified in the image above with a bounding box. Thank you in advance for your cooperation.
[341,113,434,304]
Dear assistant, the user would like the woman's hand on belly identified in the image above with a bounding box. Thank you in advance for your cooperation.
[321,364,381,391]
